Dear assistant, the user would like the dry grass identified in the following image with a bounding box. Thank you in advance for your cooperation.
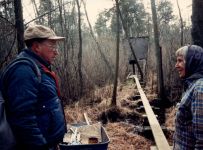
[64,80,175,149]
[106,122,153,150]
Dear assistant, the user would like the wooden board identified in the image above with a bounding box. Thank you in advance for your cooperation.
[129,75,171,150]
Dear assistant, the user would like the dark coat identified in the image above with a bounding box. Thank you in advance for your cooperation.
[3,49,66,150]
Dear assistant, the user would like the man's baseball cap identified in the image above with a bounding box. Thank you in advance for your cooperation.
[24,25,65,41]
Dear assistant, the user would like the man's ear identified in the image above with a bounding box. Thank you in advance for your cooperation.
[32,42,40,53]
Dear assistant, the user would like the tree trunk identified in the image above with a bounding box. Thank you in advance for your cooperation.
[150,0,165,100]
[76,0,83,96]
[57,0,64,34]
[14,0,25,52]
[47,0,52,28]
[111,0,120,107]
[192,0,203,47]
[176,0,184,46]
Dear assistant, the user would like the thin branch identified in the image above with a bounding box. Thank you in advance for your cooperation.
[25,1,71,26]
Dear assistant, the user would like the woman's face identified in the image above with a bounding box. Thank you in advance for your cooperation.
[175,55,186,78]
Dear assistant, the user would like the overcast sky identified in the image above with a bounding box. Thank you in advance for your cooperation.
[22,0,192,26]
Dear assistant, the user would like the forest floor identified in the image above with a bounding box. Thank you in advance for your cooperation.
[64,79,176,150]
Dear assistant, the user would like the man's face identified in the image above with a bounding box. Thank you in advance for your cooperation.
[36,39,59,64]
[175,55,186,78]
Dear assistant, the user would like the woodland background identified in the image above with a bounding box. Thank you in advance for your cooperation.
[0,0,194,105]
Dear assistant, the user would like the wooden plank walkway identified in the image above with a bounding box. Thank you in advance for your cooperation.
[129,75,171,150]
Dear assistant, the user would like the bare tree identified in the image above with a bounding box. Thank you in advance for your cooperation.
[117,1,143,81]
[14,0,24,52]
[81,0,114,79]
[76,0,83,96]
[111,0,120,106]
[31,0,41,24]
[192,0,203,47]
[57,0,64,34]
[150,0,165,100]
[47,0,53,28]
[176,0,184,46]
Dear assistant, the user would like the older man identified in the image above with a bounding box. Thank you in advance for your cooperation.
[174,45,203,149]
[1,25,66,150]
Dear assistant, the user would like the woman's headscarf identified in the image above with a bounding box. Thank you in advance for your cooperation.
[184,45,203,88]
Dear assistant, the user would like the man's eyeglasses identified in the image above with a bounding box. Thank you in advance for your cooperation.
[44,43,59,51]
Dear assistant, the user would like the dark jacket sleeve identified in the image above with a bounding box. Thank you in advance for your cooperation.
[5,64,47,149]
